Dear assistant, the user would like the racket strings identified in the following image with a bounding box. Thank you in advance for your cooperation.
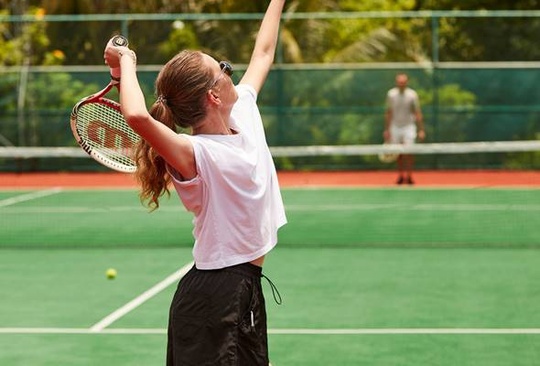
[76,101,139,169]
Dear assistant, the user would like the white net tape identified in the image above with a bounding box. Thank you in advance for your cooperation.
[1,140,539,159]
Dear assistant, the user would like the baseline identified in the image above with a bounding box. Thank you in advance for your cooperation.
[2,327,540,335]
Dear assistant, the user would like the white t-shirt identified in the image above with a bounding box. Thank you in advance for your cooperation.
[386,87,420,128]
[168,84,287,270]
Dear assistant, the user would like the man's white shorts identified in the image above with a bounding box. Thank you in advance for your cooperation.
[390,124,417,145]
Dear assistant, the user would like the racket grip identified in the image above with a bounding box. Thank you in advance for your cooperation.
[112,35,129,47]
[109,35,129,81]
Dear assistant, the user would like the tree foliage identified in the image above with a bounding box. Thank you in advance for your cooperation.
[1,0,536,65]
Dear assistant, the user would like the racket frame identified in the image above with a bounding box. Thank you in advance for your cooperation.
[70,81,138,173]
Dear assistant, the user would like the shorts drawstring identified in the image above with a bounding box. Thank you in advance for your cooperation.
[261,274,282,305]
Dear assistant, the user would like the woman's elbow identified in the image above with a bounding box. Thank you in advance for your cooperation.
[123,110,151,130]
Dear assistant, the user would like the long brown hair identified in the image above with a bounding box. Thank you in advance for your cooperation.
[135,50,214,210]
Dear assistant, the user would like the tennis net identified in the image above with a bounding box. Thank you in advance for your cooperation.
[1,140,538,172]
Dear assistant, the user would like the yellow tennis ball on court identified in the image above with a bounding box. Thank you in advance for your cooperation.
[106,268,117,280]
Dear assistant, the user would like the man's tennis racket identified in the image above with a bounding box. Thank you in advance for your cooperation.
[378,143,399,163]
[70,35,139,173]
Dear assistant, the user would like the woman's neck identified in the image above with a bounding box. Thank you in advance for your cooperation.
[193,111,232,135]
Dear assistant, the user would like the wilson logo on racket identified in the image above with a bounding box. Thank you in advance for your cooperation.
[87,120,135,151]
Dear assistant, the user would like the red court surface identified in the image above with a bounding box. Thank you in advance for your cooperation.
[0,170,538,189]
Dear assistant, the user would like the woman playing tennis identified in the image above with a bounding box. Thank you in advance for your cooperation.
[104,1,287,364]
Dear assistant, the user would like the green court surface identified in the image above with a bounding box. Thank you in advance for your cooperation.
[1,187,539,365]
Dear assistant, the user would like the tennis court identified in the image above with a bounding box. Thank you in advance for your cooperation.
[1,171,539,365]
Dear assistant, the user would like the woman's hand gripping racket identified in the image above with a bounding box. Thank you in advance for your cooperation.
[70,35,139,173]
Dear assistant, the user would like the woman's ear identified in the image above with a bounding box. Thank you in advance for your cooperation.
[207,90,220,104]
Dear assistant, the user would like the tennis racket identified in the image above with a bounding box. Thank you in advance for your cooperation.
[70,35,139,173]
[378,143,399,163]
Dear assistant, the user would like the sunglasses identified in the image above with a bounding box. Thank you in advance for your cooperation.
[219,61,233,77]
[210,61,233,88]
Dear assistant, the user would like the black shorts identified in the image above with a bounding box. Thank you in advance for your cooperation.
[167,263,268,366]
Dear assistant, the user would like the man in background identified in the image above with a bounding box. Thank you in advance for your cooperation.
[384,73,425,185]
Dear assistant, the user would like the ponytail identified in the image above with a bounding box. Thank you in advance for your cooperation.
[135,101,175,210]
[134,50,212,210]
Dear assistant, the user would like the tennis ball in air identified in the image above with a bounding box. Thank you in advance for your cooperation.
[106,268,117,280]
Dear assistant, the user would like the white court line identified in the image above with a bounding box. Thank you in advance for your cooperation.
[285,204,540,212]
[268,328,540,335]
[89,261,194,332]
[0,206,193,214]
[0,187,63,207]
[5,203,540,213]
[2,327,540,335]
